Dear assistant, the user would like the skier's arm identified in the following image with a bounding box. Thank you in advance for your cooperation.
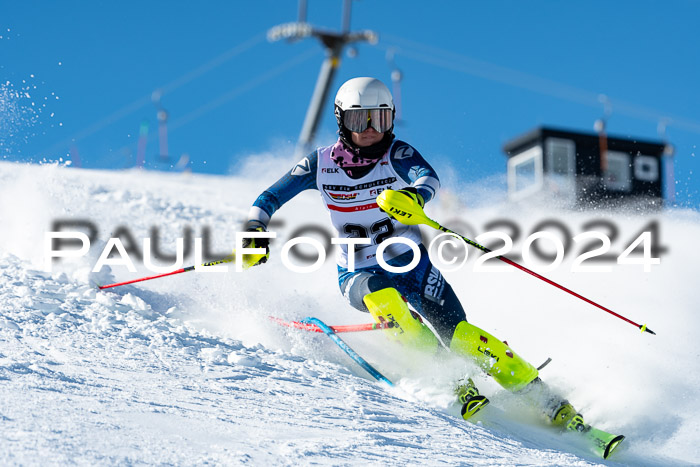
[389,141,440,204]
[247,151,319,229]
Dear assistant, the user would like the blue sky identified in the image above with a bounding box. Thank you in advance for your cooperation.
[2,1,699,207]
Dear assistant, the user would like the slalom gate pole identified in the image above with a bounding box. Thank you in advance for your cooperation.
[269,316,393,333]
[302,317,394,386]
[376,190,656,335]
[98,255,237,290]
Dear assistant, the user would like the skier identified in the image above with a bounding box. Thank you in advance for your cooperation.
[243,77,580,426]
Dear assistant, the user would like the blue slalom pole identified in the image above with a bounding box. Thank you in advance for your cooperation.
[302,317,394,387]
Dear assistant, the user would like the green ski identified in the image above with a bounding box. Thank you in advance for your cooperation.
[552,403,625,459]
[582,424,625,459]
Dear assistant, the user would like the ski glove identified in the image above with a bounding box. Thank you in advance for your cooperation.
[241,222,270,266]
[397,186,425,208]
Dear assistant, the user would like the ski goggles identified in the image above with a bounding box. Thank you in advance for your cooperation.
[342,108,393,133]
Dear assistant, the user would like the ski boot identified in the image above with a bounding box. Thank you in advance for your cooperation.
[549,400,586,432]
[519,378,626,459]
[455,378,490,420]
[547,397,625,459]
[525,380,586,432]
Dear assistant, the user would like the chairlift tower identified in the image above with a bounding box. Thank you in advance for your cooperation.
[268,0,378,158]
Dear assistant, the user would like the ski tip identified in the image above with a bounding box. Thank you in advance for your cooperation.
[641,324,656,335]
[460,395,489,420]
[603,434,625,459]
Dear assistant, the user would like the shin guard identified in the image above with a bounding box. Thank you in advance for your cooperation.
[363,288,439,352]
[449,321,539,392]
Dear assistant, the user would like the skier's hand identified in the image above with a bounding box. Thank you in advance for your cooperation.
[378,187,425,215]
[376,189,429,226]
[241,223,270,266]
[397,186,425,208]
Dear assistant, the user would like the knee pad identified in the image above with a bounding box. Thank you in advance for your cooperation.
[449,321,538,392]
[363,287,439,353]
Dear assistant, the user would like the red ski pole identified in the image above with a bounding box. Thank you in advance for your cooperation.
[97,255,237,290]
[98,266,196,290]
[377,190,656,335]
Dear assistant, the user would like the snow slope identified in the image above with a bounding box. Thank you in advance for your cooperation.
[1,160,698,465]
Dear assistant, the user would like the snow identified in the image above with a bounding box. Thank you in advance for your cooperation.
[1,160,698,465]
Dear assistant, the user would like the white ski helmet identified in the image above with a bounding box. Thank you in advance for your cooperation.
[334,77,395,153]
[334,77,394,113]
